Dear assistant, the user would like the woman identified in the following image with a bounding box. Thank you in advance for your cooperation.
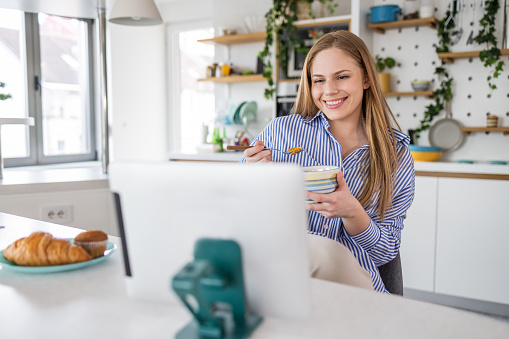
[240,30,415,293]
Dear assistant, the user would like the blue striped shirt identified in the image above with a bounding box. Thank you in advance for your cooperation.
[240,111,415,293]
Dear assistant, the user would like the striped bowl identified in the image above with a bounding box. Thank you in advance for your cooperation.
[303,166,341,200]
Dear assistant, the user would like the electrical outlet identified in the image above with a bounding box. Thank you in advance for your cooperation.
[41,204,73,224]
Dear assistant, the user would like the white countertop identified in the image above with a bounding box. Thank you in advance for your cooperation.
[169,151,509,174]
[0,161,109,194]
[1,213,508,339]
[1,156,507,196]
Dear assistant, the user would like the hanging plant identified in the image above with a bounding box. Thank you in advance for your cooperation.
[258,0,337,99]
[0,81,12,101]
[474,0,505,90]
[413,2,457,139]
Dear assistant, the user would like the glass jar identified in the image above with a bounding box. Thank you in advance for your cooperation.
[403,0,419,20]
[419,0,435,18]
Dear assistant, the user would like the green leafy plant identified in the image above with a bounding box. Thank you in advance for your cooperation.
[413,2,456,139]
[474,0,505,90]
[0,81,12,101]
[374,55,396,73]
[258,0,337,99]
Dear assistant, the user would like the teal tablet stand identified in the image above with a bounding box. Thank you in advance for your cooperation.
[171,238,263,339]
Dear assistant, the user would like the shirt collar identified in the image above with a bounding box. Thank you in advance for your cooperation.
[303,110,410,147]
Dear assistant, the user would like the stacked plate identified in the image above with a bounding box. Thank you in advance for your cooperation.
[408,145,442,162]
[228,101,257,125]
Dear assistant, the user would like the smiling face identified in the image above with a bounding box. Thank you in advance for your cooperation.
[310,48,370,125]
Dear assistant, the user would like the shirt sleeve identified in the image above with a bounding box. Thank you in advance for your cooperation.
[238,118,277,164]
[350,146,415,267]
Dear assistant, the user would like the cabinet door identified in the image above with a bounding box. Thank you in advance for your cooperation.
[400,176,438,292]
[435,178,509,304]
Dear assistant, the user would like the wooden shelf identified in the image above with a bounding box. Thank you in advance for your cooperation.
[385,91,434,99]
[294,15,351,28]
[438,49,509,63]
[197,74,265,83]
[197,32,266,45]
[461,127,509,136]
[368,17,439,34]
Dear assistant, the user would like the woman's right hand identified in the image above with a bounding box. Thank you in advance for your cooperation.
[244,140,272,163]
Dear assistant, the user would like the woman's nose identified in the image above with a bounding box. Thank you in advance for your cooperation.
[324,81,339,95]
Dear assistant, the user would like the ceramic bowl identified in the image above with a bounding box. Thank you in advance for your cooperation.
[303,166,341,195]
[410,151,442,162]
[411,80,430,91]
[408,145,442,152]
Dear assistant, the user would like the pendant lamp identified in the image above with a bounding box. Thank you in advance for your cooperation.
[109,0,163,26]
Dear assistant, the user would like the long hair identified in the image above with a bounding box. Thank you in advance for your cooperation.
[293,30,402,221]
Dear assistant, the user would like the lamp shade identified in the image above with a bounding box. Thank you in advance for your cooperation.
[109,0,163,26]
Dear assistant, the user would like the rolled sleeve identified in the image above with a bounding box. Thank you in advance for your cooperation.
[350,220,380,251]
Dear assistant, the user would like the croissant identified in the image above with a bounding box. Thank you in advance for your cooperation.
[3,232,92,266]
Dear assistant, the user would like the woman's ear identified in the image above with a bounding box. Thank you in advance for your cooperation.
[363,76,371,90]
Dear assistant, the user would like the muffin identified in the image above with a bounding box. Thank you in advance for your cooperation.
[74,230,108,258]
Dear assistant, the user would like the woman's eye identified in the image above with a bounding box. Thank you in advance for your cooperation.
[313,79,324,83]
[338,75,349,80]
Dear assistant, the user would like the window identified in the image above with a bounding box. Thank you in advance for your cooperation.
[168,23,215,153]
[0,9,96,167]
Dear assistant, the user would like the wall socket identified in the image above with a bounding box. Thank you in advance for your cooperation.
[41,204,73,224]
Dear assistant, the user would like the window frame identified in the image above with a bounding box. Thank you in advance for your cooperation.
[4,11,96,168]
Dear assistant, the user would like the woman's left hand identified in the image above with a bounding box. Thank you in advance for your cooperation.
[306,172,370,235]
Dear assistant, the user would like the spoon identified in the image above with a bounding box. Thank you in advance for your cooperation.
[226,145,304,155]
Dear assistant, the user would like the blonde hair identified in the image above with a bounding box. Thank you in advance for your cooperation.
[293,30,401,221]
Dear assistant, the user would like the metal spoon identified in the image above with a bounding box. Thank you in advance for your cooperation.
[226,145,304,155]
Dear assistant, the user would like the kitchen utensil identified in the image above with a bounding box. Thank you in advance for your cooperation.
[239,101,257,125]
[410,150,443,162]
[428,104,465,152]
[445,0,455,26]
[369,5,402,23]
[303,166,341,201]
[411,80,431,91]
[226,145,304,155]
[408,145,442,152]
[502,0,508,49]
[466,0,476,45]
[451,0,464,45]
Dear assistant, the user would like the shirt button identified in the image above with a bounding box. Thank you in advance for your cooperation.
[354,155,359,159]
[323,224,329,230]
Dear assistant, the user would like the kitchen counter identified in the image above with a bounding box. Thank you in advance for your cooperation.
[1,212,509,339]
[169,152,509,177]
[169,151,244,162]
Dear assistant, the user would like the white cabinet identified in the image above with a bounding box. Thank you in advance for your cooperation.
[435,178,509,305]
[401,176,438,292]
[402,175,509,305]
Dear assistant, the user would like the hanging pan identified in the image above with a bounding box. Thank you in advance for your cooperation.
[428,106,465,152]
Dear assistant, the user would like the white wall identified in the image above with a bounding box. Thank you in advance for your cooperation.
[0,188,117,235]
[108,23,168,162]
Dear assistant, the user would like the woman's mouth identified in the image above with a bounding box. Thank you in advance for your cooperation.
[323,97,346,109]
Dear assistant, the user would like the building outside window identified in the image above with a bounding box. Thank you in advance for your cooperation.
[0,8,96,167]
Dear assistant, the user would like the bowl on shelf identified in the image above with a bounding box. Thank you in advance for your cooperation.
[411,80,430,91]
[408,145,442,162]
[303,166,341,201]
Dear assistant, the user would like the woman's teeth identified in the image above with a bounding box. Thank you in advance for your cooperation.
[325,98,345,105]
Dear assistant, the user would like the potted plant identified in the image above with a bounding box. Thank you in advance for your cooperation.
[374,55,396,93]
[258,0,337,99]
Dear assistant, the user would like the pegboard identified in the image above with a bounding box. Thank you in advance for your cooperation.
[372,0,509,162]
